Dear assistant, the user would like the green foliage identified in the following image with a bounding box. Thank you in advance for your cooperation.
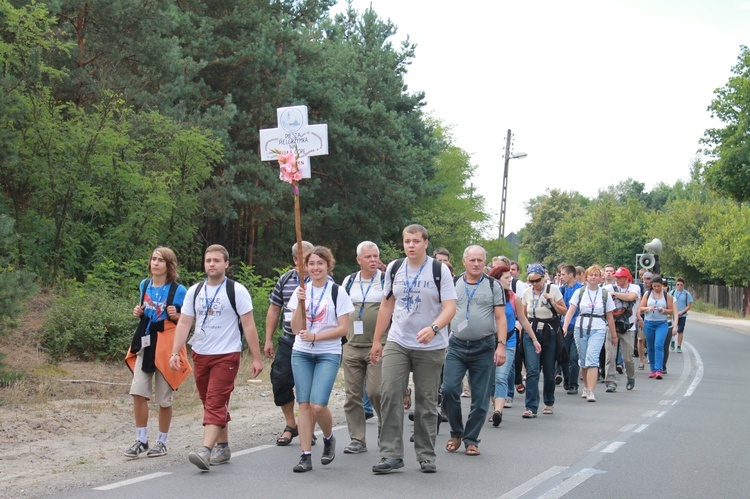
[231,262,282,345]
[0,352,24,386]
[43,284,135,363]
[702,45,750,202]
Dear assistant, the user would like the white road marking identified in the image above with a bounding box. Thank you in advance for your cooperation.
[656,411,667,418]
[498,466,567,499]
[618,424,636,432]
[93,472,171,490]
[641,410,658,417]
[537,468,606,499]
[600,441,626,453]
[684,342,704,397]
[234,444,274,457]
[588,441,608,452]
[633,424,649,433]
[659,399,672,405]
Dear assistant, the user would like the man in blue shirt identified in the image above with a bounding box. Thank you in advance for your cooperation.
[559,265,582,395]
[670,277,694,353]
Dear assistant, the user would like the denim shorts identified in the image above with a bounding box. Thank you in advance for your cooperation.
[574,328,606,368]
[291,350,341,406]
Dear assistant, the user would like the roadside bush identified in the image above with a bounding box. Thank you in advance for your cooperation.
[233,262,286,345]
[44,284,135,363]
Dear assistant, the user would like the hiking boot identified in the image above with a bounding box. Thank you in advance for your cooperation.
[626,379,635,390]
[372,458,404,474]
[188,446,211,471]
[293,453,312,473]
[210,444,231,465]
[146,441,167,458]
[124,440,148,459]
[420,460,437,473]
[321,435,336,465]
[344,441,367,454]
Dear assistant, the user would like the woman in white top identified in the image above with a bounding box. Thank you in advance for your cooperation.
[562,264,617,402]
[639,275,673,380]
[288,246,354,473]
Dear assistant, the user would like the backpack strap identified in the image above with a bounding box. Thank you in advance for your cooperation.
[225,278,244,336]
[385,258,405,300]
[343,272,358,294]
[165,282,179,324]
[432,259,443,303]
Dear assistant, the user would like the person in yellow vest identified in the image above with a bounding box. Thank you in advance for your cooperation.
[124,247,191,458]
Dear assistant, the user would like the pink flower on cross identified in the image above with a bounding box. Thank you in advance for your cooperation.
[273,148,302,194]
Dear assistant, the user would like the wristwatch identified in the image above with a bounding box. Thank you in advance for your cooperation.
[431,324,440,334]
[498,340,506,345]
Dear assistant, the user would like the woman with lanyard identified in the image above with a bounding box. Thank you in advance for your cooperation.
[639,275,673,379]
[288,246,354,472]
[124,247,189,458]
[488,265,537,426]
[521,263,566,417]
[562,264,617,402]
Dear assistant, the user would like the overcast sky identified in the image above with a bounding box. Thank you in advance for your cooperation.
[332,0,749,235]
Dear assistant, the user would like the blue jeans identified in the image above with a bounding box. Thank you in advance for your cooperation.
[506,356,515,399]
[494,344,517,399]
[523,330,557,413]
[441,335,496,446]
[291,351,340,406]
[644,320,668,372]
[563,329,579,389]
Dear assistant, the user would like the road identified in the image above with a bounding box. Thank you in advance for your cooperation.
[55,313,750,498]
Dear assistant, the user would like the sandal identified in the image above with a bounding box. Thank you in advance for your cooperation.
[404,387,412,410]
[521,410,537,419]
[276,425,298,446]
[543,406,553,415]
[446,437,462,452]
[465,444,480,456]
[491,411,502,427]
[516,383,526,394]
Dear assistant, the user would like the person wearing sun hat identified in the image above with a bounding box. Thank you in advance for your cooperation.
[520,263,566,417]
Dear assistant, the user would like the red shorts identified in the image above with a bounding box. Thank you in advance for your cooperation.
[191,351,241,427]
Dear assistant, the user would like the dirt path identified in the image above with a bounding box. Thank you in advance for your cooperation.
[0,296,346,498]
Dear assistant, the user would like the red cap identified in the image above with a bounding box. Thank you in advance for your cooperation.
[613,267,633,282]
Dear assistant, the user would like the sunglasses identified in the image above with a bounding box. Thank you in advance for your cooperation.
[528,277,542,284]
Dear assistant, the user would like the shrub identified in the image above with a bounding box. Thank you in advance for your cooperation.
[233,262,286,345]
[44,284,135,363]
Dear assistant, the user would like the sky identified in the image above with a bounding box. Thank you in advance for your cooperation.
[331,0,749,235]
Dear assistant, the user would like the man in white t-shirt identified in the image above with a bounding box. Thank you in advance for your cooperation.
[603,267,640,392]
[170,244,263,471]
[369,224,457,474]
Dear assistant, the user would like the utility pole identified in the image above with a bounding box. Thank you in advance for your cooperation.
[499,129,512,240]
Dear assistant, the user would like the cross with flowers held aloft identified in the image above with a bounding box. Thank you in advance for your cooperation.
[259,105,328,275]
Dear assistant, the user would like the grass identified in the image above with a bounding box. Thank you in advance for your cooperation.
[691,299,748,319]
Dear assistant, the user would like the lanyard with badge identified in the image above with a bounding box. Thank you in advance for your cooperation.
[141,279,156,349]
[397,258,427,322]
[308,281,329,332]
[457,273,484,332]
[354,272,375,336]
[189,277,226,345]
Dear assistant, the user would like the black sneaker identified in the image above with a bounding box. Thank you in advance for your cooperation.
[616,365,624,374]
[293,453,312,473]
[365,412,375,420]
[626,379,635,390]
[372,458,404,474]
[146,441,167,458]
[321,435,336,465]
[124,440,148,459]
[555,374,563,385]
[420,460,437,473]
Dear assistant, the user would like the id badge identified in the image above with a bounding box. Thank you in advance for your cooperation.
[354,321,364,335]
[394,310,408,322]
[188,330,202,346]
[284,311,292,322]
[457,320,468,332]
[141,334,151,349]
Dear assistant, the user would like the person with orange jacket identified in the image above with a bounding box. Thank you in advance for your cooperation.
[124,247,191,459]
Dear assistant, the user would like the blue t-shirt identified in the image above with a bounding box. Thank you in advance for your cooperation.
[503,296,517,348]
[670,289,693,317]
[561,282,583,332]
[140,279,187,329]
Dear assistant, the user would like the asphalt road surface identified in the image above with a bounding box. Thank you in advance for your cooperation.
[56,313,750,498]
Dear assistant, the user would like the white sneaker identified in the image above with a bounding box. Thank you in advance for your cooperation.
[587,391,596,402]
[581,388,589,399]
[504,399,513,408]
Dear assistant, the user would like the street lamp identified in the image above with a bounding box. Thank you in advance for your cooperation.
[499,129,527,239]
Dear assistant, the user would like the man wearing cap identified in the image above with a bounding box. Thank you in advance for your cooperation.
[603,267,640,391]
